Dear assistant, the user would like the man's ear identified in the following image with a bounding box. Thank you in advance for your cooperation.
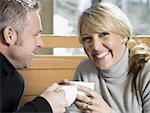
[122,36,128,44]
[3,26,17,46]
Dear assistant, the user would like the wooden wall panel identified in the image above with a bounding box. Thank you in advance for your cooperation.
[40,35,150,48]
[19,69,75,95]
[28,56,87,69]
[19,35,150,106]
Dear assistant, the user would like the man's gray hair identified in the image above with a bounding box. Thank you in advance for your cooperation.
[0,0,40,35]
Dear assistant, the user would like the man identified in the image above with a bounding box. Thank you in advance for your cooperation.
[0,0,67,113]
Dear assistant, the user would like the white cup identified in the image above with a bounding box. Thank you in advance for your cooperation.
[61,85,77,106]
[70,81,95,96]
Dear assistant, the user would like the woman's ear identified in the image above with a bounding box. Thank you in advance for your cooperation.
[3,26,17,46]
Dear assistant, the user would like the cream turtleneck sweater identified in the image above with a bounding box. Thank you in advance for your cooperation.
[66,48,150,113]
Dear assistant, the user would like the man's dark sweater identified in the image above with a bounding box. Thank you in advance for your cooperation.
[0,53,52,113]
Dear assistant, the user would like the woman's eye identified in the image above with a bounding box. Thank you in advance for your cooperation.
[98,32,109,38]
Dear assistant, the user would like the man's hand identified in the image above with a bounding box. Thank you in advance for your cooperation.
[40,83,67,113]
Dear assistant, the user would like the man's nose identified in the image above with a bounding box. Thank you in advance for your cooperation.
[36,37,44,48]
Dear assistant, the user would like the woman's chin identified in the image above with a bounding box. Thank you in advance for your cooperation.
[94,57,113,70]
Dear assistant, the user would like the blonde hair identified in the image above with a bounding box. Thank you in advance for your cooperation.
[128,39,150,73]
[78,2,132,43]
[78,2,150,72]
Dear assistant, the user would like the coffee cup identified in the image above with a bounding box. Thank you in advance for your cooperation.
[69,81,95,96]
[61,85,77,106]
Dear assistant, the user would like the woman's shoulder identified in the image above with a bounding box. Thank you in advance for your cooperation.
[137,61,150,90]
[76,59,98,73]
[77,59,96,68]
[78,59,93,65]
[142,61,150,72]
[140,61,150,78]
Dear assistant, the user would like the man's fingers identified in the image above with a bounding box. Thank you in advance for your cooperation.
[47,82,61,91]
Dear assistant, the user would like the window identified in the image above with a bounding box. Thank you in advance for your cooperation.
[54,0,150,35]
[95,0,150,35]
[38,0,150,55]
[54,0,92,35]
[53,0,92,56]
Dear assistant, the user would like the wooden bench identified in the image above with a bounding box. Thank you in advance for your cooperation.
[19,35,150,106]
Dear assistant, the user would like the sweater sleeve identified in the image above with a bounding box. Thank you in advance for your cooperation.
[141,71,150,113]
[15,96,52,113]
[139,62,150,113]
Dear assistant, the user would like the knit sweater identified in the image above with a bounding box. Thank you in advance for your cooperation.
[66,48,150,113]
[0,53,52,113]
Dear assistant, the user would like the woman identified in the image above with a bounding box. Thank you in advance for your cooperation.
[66,2,150,113]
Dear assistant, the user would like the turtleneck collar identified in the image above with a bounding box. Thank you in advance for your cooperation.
[99,48,130,83]
[0,53,16,77]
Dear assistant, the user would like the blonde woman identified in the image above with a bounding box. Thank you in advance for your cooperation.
[66,2,150,113]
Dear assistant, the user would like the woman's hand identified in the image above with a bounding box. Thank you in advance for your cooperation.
[75,86,111,113]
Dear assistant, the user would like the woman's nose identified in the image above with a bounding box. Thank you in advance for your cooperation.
[92,37,102,51]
